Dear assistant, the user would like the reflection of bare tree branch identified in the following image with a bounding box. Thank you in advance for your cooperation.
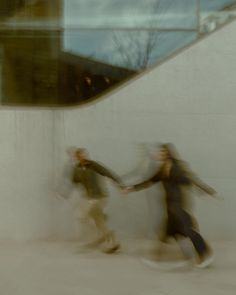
[112,0,173,70]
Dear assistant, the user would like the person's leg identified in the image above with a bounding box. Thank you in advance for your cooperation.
[186,228,213,267]
[187,229,208,256]
[77,197,94,241]
[171,207,213,267]
[156,214,193,263]
[155,219,171,260]
[176,236,194,261]
[89,199,120,252]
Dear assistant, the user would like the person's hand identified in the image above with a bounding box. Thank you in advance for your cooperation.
[121,186,134,194]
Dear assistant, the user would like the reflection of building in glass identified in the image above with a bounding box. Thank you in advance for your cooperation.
[0,47,3,102]
[0,29,61,105]
[0,0,61,20]
[1,0,235,106]
[0,29,135,105]
[60,52,135,104]
[0,1,25,19]
[0,0,135,105]
[0,0,62,105]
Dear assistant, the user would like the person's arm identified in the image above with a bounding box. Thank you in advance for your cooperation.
[182,163,216,196]
[191,175,216,196]
[130,171,161,191]
[90,161,123,186]
[171,164,192,185]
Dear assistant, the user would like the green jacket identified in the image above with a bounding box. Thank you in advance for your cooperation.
[72,160,122,199]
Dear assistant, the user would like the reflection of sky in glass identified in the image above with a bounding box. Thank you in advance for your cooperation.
[1,0,234,70]
[63,0,198,29]
[0,0,235,105]
[63,0,236,28]
[63,30,197,69]
[201,0,236,11]
[0,0,235,28]
[62,0,236,69]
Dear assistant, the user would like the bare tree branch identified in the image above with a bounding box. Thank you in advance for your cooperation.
[111,0,174,70]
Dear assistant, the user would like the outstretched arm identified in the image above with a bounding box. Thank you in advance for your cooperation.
[191,175,216,196]
[129,171,161,191]
[183,163,216,196]
[91,161,123,186]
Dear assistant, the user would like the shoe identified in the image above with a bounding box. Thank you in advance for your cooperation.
[80,235,108,249]
[102,243,121,254]
[196,254,214,268]
[141,258,192,270]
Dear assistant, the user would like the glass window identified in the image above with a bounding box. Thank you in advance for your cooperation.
[200,0,236,11]
[0,29,136,105]
[200,0,236,34]
[0,0,61,27]
[64,30,197,70]
[63,0,198,30]
[1,0,235,106]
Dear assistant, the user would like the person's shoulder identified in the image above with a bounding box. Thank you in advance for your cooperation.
[88,160,104,169]
[173,159,188,169]
[83,160,101,169]
[86,159,96,166]
[171,160,188,174]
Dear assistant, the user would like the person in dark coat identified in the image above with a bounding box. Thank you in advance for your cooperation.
[124,143,217,268]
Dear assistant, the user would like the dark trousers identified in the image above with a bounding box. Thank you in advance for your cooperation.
[166,203,209,258]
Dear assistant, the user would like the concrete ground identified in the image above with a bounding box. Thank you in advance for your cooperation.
[0,240,235,295]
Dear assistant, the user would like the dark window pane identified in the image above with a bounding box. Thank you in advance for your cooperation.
[0,27,197,106]
[0,29,136,106]
[0,30,61,105]
[0,0,61,28]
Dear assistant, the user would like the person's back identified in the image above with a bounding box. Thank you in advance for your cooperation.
[72,148,121,253]
[73,160,108,199]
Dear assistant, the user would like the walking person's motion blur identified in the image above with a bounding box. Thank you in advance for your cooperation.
[121,143,163,238]
[56,147,78,200]
[72,148,123,254]
[123,143,218,268]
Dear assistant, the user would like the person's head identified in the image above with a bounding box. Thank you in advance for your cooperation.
[75,148,89,163]
[158,143,179,162]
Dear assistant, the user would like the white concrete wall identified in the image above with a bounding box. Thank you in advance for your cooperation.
[0,109,54,240]
[1,20,236,241]
[53,20,236,240]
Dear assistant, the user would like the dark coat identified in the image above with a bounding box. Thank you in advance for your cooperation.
[133,160,215,238]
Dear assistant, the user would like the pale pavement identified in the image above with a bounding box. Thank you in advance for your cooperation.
[0,240,235,295]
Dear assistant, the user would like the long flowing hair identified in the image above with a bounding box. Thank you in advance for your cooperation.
[160,143,191,183]
[160,143,181,162]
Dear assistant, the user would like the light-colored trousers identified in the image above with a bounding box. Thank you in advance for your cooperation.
[78,197,116,245]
